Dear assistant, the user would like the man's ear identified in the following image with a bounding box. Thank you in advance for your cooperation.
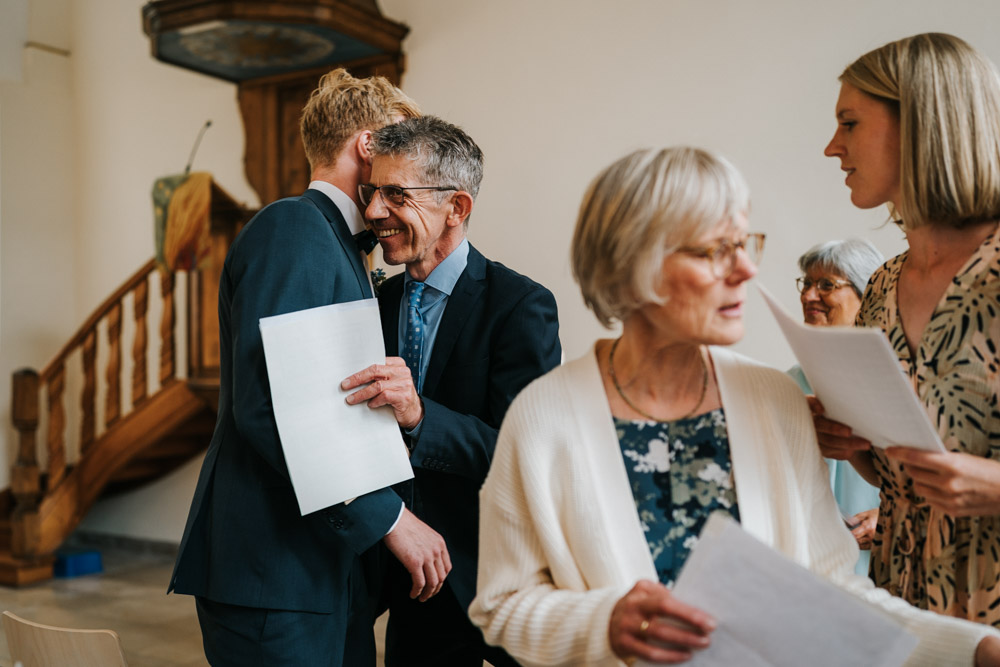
[355,129,374,165]
[446,192,474,227]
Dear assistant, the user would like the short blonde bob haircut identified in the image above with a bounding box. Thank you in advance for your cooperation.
[300,68,420,171]
[572,146,749,328]
[841,33,1000,229]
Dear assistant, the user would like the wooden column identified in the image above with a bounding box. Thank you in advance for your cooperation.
[10,370,41,557]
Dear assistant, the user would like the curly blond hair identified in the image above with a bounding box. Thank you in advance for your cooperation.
[300,68,419,170]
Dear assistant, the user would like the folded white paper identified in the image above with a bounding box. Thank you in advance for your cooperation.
[758,284,945,452]
[259,299,413,515]
[638,513,917,667]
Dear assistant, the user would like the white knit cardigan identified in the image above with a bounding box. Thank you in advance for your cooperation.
[468,344,998,667]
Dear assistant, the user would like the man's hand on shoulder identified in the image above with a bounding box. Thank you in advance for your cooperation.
[383,508,452,601]
[342,357,423,430]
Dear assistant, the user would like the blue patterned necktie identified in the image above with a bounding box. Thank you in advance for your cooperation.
[403,281,426,392]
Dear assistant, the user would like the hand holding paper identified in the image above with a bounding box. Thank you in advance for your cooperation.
[636,513,916,667]
[759,284,945,453]
[342,357,424,431]
[609,580,715,665]
[885,446,1000,517]
[806,395,875,463]
[259,299,413,515]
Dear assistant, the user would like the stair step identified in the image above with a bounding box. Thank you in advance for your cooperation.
[130,434,210,462]
[101,408,215,495]
[1,377,220,586]
[0,552,55,587]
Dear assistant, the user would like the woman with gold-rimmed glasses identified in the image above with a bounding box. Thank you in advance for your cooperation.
[469,146,997,666]
[788,239,885,578]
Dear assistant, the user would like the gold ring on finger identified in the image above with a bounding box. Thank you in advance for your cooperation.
[639,619,650,636]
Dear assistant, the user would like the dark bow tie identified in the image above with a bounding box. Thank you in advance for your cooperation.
[353,229,378,255]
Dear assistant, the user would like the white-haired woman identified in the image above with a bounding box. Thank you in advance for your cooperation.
[819,33,1000,626]
[790,239,885,574]
[468,146,1000,666]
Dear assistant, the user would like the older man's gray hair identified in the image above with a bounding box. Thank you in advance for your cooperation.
[797,238,885,298]
[371,115,484,200]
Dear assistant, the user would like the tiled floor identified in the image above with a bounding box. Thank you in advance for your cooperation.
[0,547,206,666]
[0,545,391,666]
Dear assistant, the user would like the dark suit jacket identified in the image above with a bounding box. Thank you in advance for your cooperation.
[378,244,561,611]
[170,189,402,619]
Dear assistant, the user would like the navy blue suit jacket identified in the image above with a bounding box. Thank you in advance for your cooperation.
[378,244,561,611]
[170,189,402,617]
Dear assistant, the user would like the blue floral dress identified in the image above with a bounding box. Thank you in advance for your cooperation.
[615,408,741,586]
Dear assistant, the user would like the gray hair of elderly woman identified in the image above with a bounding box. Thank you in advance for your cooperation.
[797,239,885,298]
[370,115,483,201]
[572,146,750,328]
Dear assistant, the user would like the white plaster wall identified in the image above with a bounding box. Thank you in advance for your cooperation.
[0,0,77,490]
[5,0,1000,542]
[378,0,1000,366]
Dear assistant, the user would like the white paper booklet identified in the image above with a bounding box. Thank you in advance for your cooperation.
[259,298,413,515]
[638,513,917,667]
[758,284,945,452]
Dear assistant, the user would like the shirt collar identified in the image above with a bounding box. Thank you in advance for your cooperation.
[308,180,366,236]
[405,238,470,297]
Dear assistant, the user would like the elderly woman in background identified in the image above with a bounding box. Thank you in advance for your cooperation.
[818,33,1000,626]
[468,146,1000,667]
[789,238,885,575]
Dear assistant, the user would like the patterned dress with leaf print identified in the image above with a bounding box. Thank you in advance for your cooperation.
[615,408,740,586]
[858,224,1000,626]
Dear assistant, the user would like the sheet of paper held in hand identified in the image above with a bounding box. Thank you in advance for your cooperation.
[758,284,945,452]
[637,513,917,667]
[259,299,412,516]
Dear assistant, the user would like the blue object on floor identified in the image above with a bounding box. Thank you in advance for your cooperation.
[54,550,103,578]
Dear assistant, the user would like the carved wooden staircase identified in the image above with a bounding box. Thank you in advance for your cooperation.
[3,194,247,586]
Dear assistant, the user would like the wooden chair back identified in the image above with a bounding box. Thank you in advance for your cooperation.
[2,611,128,666]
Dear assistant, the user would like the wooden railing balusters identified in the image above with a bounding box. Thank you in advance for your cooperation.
[132,277,148,405]
[80,329,97,451]
[46,364,66,492]
[160,270,176,383]
[105,301,122,426]
[3,191,241,581]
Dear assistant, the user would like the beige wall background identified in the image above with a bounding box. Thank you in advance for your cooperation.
[2,0,998,542]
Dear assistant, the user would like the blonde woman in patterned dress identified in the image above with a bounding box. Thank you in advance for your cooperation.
[818,33,1000,627]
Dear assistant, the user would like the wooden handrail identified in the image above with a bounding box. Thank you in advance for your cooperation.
[39,259,158,383]
[4,180,243,576]
[8,257,181,560]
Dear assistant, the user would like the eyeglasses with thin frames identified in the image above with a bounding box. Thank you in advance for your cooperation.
[358,183,458,208]
[795,277,854,295]
[677,232,766,279]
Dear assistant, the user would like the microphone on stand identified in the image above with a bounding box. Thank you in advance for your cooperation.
[184,119,212,175]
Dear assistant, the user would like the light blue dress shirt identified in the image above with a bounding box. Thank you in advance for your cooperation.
[398,239,470,438]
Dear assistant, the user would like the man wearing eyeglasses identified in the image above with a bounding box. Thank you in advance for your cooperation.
[169,70,451,667]
[342,116,561,666]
